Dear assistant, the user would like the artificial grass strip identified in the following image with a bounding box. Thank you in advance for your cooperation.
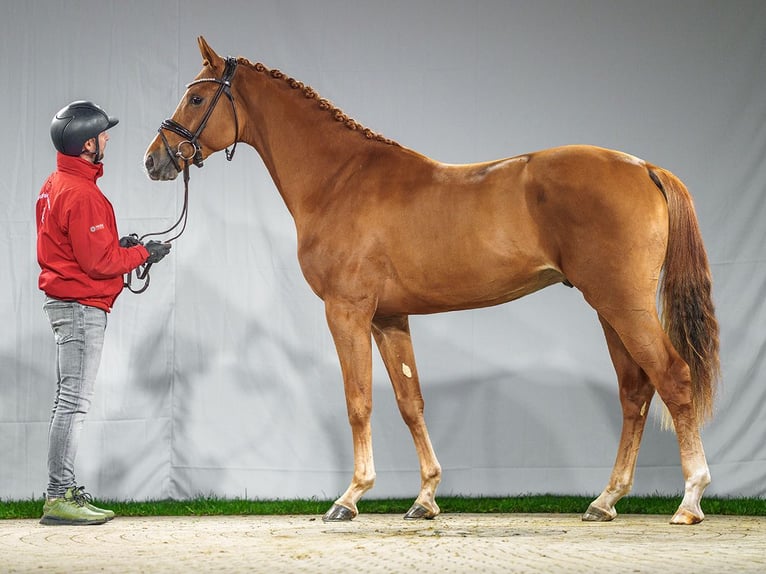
[2,495,764,520]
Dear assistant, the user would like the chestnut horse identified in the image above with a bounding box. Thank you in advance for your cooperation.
[144,37,719,525]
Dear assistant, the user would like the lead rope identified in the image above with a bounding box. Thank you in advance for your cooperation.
[124,162,191,294]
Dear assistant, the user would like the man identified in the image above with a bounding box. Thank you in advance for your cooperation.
[36,100,171,525]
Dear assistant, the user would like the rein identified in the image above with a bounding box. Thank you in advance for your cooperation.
[124,57,239,294]
[123,164,191,294]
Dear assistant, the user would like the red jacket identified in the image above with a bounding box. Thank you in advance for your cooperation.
[36,153,149,312]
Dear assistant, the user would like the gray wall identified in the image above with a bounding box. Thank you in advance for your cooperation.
[2,0,764,502]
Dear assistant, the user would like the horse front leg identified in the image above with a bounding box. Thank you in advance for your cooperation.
[322,298,376,522]
[584,316,656,522]
[372,315,441,520]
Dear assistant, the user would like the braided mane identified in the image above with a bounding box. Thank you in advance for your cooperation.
[238,58,400,147]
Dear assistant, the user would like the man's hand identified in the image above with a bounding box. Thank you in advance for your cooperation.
[144,240,172,264]
[119,235,141,248]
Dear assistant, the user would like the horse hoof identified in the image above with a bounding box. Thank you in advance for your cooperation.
[582,504,616,522]
[322,503,356,522]
[670,508,703,525]
[404,503,435,520]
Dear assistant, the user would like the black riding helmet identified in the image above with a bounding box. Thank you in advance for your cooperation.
[50,101,118,159]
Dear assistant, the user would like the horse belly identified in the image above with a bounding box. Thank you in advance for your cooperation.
[376,250,565,316]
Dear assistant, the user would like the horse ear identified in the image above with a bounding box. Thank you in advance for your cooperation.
[197,36,223,69]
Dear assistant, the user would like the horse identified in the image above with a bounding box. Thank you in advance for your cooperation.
[144,37,720,525]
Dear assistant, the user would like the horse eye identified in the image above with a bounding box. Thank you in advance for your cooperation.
[189,95,204,106]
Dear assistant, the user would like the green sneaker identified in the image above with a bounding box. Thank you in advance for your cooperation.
[71,486,115,521]
[40,487,110,525]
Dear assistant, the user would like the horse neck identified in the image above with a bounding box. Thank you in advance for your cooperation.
[236,65,381,218]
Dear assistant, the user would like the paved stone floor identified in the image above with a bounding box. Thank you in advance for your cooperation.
[1,513,765,573]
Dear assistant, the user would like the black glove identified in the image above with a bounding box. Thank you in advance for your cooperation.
[144,240,172,264]
[119,235,141,248]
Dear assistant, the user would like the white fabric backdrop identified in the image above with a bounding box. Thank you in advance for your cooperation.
[1,0,764,501]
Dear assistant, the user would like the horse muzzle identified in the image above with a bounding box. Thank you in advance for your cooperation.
[144,147,181,181]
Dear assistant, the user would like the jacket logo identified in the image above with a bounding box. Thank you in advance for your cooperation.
[90,224,105,232]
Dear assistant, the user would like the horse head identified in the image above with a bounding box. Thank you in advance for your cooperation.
[144,36,239,181]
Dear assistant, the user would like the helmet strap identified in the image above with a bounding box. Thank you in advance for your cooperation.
[81,137,103,163]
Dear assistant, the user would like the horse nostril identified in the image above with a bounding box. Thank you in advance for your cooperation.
[145,154,155,171]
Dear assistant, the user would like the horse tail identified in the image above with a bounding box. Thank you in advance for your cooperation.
[650,166,720,428]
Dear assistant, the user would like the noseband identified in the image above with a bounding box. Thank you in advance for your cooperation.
[158,56,240,170]
[125,57,239,294]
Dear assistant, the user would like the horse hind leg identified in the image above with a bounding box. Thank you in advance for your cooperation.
[591,308,710,525]
[583,315,656,522]
[372,315,442,520]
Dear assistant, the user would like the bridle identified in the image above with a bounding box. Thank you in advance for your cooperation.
[159,56,240,171]
[125,57,240,294]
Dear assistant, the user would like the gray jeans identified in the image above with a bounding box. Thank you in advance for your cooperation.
[43,297,107,498]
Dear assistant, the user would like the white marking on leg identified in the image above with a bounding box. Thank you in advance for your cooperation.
[402,363,412,378]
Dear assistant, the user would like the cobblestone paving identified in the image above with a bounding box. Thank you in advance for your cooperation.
[1,513,765,573]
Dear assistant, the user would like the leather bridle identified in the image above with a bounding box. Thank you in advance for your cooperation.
[125,57,240,294]
[158,56,240,170]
